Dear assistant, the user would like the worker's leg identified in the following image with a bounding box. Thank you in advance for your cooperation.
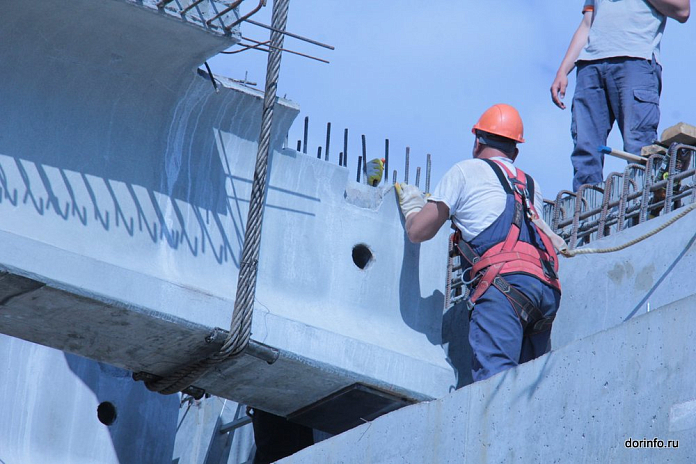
[571,60,614,192]
[610,57,662,156]
[468,285,524,382]
[518,279,562,364]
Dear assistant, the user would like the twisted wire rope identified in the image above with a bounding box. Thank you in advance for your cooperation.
[145,0,290,395]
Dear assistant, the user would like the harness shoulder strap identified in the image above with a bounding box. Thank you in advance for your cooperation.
[481,159,513,194]
[525,173,535,203]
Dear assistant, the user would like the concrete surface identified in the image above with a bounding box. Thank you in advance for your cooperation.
[3,1,694,463]
[0,0,455,429]
[281,294,696,463]
[0,336,253,464]
[552,206,696,350]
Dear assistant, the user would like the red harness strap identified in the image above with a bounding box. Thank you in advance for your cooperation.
[464,160,561,305]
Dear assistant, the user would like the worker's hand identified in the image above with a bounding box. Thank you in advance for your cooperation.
[365,158,385,187]
[395,182,426,218]
[550,73,568,110]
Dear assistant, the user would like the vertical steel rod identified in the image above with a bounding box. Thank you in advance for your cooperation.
[303,116,308,154]
[384,139,390,185]
[415,167,421,188]
[343,128,349,167]
[426,153,432,193]
[296,140,301,151]
[339,152,343,166]
[325,122,331,162]
[317,146,322,159]
[361,135,367,179]
[405,147,410,184]
[357,156,363,183]
[664,144,679,214]
[392,170,397,184]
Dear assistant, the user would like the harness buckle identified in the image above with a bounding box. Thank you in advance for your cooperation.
[508,177,526,194]
[461,268,481,285]
[465,298,476,312]
[540,259,558,280]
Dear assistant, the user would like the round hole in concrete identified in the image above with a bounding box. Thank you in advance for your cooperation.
[97,401,117,426]
[352,244,373,269]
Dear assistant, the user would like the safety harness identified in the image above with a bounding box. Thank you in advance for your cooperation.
[453,159,561,334]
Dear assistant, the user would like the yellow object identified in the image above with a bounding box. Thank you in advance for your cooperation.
[365,158,385,186]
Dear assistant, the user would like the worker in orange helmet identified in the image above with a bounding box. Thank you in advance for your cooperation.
[396,104,568,382]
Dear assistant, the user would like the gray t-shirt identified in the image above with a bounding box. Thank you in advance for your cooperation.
[578,0,666,63]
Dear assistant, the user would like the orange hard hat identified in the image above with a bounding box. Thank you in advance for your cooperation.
[471,104,525,143]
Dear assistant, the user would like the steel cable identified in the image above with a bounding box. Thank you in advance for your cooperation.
[563,202,696,257]
[144,0,290,395]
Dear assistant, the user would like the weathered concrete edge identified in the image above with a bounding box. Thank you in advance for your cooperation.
[281,296,696,463]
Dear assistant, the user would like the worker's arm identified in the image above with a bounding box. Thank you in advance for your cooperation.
[550,10,593,110]
[395,183,450,243]
[405,201,450,243]
[646,0,690,22]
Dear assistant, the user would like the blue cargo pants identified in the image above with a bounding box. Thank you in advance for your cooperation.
[571,57,662,192]
[469,274,561,382]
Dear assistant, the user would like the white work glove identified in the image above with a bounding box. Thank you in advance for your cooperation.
[395,182,426,218]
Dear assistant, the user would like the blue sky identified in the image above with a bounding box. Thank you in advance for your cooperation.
[209,0,696,199]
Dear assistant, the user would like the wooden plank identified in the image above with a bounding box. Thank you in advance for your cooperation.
[660,122,696,146]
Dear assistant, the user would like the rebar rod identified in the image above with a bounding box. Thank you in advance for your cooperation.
[426,154,431,193]
[325,122,331,161]
[303,116,308,154]
[384,139,389,185]
[405,147,410,184]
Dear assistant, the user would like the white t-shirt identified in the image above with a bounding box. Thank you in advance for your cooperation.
[428,157,543,241]
[578,0,666,64]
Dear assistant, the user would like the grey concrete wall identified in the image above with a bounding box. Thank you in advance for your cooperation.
[552,206,696,350]
[0,334,178,464]
[0,0,455,430]
[281,294,696,463]
[0,335,254,464]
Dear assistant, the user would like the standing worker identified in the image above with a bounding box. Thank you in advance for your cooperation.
[396,104,567,382]
[550,0,690,191]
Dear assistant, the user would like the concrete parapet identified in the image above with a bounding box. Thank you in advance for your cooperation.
[281,295,696,463]
[553,206,696,350]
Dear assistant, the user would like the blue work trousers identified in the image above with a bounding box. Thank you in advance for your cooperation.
[469,274,561,382]
[571,57,662,191]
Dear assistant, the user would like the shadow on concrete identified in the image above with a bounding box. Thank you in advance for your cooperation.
[0,149,320,271]
[624,231,696,321]
[398,233,445,346]
[65,352,180,464]
[441,301,474,390]
[0,63,318,266]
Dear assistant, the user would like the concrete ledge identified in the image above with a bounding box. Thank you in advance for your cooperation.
[282,295,696,463]
[553,206,696,349]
